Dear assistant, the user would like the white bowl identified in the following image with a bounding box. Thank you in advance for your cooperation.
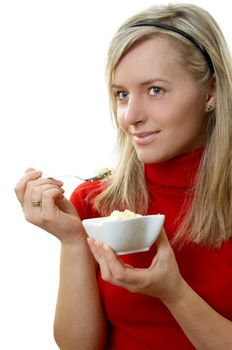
[82,214,165,255]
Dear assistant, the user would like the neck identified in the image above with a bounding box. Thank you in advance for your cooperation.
[144,147,205,188]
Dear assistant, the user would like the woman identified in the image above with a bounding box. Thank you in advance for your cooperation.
[15,3,232,349]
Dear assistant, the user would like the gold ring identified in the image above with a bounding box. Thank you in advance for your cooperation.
[32,200,42,207]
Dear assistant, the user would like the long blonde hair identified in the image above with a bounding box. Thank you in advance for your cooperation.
[94,3,232,247]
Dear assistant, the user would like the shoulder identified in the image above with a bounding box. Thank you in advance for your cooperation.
[70,181,107,220]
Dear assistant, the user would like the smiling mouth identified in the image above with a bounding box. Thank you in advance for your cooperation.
[132,131,161,145]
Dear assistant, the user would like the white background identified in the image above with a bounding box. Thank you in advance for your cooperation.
[0,0,231,349]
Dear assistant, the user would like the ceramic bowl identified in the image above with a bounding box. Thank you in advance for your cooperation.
[82,214,165,255]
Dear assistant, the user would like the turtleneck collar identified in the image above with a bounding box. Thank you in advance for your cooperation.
[144,147,205,189]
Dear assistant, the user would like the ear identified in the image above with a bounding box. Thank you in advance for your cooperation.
[205,74,216,113]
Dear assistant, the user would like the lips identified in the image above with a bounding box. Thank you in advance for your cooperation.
[132,131,161,145]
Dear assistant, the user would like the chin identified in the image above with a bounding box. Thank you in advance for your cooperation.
[136,149,174,164]
[137,154,167,164]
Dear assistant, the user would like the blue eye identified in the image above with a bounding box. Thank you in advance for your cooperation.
[149,87,163,96]
[115,91,129,100]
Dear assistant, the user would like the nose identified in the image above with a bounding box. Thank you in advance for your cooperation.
[124,95,146,125]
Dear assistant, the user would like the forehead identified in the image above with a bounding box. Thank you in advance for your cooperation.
[113,36,188,84]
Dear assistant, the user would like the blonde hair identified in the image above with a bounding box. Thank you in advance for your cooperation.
[94,3,232,247]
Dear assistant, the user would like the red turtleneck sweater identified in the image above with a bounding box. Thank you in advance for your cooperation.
[70,148,232,349]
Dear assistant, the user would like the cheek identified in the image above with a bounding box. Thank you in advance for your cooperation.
[161,96,203,129]
[116,107,127,129]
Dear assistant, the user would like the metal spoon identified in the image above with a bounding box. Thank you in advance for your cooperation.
[48,169,112,182]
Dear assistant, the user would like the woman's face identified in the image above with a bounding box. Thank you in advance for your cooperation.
[112,37,210,163]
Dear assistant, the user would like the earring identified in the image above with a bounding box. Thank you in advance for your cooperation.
[207,105,213,112]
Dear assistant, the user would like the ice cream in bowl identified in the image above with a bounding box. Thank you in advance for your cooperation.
[82,210,165,255]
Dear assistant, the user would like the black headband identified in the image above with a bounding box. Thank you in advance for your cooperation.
[131,20,214,73]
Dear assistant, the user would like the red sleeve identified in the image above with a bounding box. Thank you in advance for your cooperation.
[70,181,106,220]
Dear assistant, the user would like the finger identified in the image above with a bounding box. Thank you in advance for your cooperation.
[87,239,106,263]
[25,167,37,173]
[54,196,78,216]
[90,243,152,292]
[40,187,65,216]
[87,239,113,279]
[155,228,170,249]
[23,179,64,209]
[16,170,63,202]
[30,182,64,201]
[101,246,147,290]
[14,169,42,204]
[27,177,64,189]
[102,245,127,282]
[89,240,147,289]
[149,228,173,269]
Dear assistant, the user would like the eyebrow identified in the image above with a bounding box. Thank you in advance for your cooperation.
[111,78,169,89]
